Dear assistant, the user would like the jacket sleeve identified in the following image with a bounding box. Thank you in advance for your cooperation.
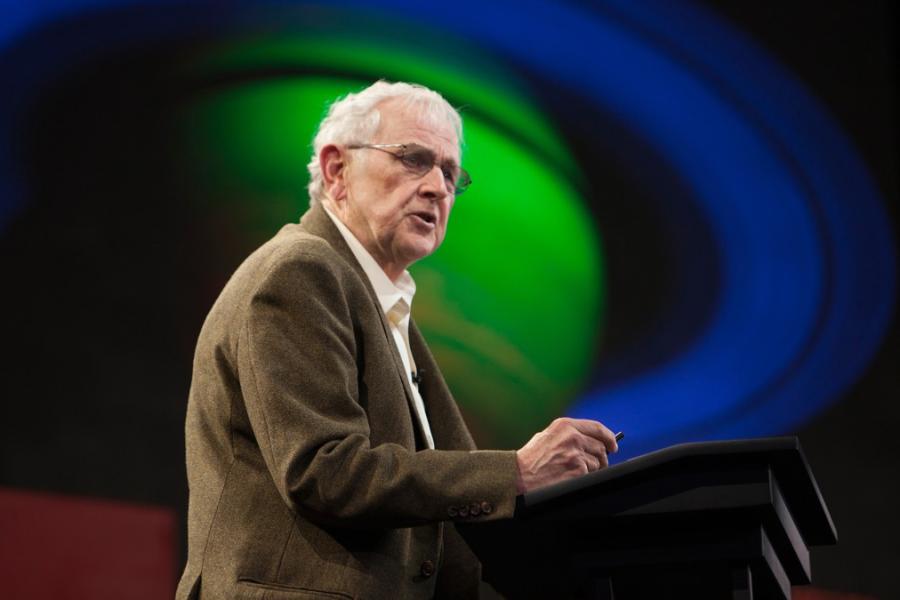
[236,242,519,528]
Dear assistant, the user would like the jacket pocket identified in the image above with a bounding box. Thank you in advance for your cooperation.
[236,578,353,600]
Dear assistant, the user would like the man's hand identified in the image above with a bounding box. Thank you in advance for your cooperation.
[515,418,618,494]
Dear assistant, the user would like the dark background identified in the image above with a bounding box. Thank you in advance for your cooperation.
[0,1,896,597]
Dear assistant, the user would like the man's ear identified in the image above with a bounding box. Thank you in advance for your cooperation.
[320,144,347,203]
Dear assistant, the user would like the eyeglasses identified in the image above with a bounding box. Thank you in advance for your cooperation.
[347,143,471,195]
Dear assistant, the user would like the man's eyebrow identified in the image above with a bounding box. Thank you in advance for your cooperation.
[440,157,460,171]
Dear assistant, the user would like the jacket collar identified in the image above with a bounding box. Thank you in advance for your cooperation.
[298,202,433,449]
[298,202,369,283]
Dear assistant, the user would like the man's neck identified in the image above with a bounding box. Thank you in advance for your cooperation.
[322,200,406,283]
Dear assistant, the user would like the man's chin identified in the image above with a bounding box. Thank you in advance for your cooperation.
[399,236,440,264]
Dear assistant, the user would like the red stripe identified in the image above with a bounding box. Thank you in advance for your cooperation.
[0,487,176,600]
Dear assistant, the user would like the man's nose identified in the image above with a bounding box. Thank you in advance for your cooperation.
[418,165,450,200]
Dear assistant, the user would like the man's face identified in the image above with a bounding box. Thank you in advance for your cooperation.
[329,99,459,280]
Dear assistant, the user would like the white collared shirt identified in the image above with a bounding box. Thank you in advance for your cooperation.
[322,204,435,449]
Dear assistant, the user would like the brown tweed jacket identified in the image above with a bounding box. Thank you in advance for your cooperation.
[176,203,519,600]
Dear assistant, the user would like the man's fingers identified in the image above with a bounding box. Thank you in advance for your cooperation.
[582,453,601,472]
[578,433,608,463]
[566,418,618,453]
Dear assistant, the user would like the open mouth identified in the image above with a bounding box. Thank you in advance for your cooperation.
[410,211,437,226]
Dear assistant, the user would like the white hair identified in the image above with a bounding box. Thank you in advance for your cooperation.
[306,80,463,207]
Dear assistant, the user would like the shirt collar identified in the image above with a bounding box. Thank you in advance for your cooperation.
[322,203,416,316]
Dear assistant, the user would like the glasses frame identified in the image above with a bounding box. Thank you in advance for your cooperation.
[347,143,471,195]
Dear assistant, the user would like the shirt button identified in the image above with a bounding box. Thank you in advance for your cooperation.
[469,502,481,516]
[480,501,493,515]
[420,560,435,578]
[447,506,458,518]
[458,504,469,517]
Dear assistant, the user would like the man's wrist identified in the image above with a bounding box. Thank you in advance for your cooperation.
[514,450,526,495]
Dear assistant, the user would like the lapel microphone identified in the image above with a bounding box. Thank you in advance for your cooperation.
[411,370,425,386]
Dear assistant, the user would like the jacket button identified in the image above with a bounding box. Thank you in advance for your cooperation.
[481,501,493,515]
[458,504,469,517]
[469,502,481,516]
[420,560,435,578]
[447,506,458,518]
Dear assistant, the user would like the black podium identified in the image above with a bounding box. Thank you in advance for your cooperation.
[460,437,837,599]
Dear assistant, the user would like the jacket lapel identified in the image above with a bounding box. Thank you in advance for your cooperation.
[298,204,428,447]
[409,320,477,452]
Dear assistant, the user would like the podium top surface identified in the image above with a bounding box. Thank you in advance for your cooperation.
[521,436,837,545]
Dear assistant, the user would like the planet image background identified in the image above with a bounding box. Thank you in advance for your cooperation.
[0,1,896,598]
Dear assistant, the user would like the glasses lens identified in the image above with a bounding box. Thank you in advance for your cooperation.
[395,144,471,195]
[455,168,471,194]
[398,146,435,175]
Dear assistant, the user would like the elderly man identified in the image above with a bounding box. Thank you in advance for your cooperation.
[177,80,618,600]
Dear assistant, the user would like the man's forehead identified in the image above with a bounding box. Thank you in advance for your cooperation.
[375,100,460,158]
